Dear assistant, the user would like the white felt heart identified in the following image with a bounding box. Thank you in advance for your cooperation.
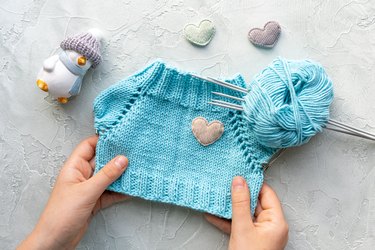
[248,21,281,48]
[184,19,215,47]
[192,117,224,146]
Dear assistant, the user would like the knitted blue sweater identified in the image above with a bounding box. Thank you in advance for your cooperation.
[93,61,276,218]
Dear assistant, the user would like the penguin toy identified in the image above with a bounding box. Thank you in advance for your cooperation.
[36,29,103,103]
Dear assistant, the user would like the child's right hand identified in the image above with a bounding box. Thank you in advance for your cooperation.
[205,177,289,250]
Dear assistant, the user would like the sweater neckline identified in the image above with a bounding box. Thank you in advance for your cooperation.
[139,60,247,112]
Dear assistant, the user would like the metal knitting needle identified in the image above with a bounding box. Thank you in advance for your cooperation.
[193,74,375,141]
[326,120,375,141]
[192,74,248,94]
[210,99,244,110]
[208,100,243,111]
[328,119,375,139]
[212,91,245,102]
[323,126,375,141]
[207,77,248,93]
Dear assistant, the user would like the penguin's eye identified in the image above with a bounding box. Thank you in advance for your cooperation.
[77,56,86,66]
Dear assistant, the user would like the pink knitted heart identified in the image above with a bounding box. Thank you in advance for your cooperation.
[248,21,281,48]
[191,117,224,146]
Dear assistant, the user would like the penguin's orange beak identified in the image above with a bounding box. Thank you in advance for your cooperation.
[36,79,48,92]
[77,56,86,66]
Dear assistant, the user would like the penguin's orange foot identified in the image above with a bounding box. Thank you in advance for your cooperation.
[36,79,48,92]
[57,97,69,104]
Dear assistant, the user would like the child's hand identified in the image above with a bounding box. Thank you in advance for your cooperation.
[205,177,289,250]
[18,136,129,250]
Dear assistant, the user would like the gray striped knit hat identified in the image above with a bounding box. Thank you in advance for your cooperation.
[60,32,102,67]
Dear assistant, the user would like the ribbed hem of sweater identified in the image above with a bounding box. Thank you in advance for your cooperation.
[106,165,264,219]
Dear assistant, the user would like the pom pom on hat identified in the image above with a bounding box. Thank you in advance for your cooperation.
[60,29,103,67]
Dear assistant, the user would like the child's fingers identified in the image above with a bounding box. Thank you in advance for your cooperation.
[89,157,96,171]
[70,135,98,162]
[257,183,284,222]
[100,191,130,209]
[91,191,131,216]
[254,200,263,219]
[231,176,254,233]
[86,155,128,195]
[204,213,232,234]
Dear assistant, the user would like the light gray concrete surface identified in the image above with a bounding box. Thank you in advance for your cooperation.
[1,0,375,249]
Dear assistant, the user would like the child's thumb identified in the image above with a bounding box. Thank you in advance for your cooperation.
[231,176,255,233]
[87,155,128,195]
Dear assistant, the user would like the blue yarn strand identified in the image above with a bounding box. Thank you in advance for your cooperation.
[243,57,334,148]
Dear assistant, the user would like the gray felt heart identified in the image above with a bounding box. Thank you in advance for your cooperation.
[184,19,215,47]
[191,117,224,146]
[248,21,281,48]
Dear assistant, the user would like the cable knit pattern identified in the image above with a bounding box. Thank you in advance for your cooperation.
[93,60,277,219]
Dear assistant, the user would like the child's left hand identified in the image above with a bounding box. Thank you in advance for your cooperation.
[18,135,129,250]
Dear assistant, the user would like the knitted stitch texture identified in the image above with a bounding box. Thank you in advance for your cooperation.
[93,61,277,219]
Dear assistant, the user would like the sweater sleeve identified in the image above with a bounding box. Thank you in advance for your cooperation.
[93,61,163,135]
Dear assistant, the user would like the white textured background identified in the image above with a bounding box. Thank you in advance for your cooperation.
[1,0,375,249]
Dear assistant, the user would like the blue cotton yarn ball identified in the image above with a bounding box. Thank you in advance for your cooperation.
[242,57,334,149]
